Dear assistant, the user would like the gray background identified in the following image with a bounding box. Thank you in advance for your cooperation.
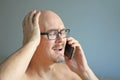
[0,0,120,78]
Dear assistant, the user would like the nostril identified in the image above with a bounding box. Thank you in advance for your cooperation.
[59,49,62,51]
[55,36,63,43]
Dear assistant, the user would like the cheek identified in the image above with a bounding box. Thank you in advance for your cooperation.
[44,41,55,59]
[43,40,55,51]
[46,40,55,49]
[41,37,55,48]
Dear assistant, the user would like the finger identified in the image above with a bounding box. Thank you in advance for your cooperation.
[68,39,75,44]
[64,55,69,61]
[22,12,29,27]
[29,10,36,25]
[66,37,74,44]
[64,55,72,65]
[67,37,77,42]
[71,42,80,48]
[67,37,79,47]
[67,37,73,41]
[33,11,41,26]
[22,10,34,27]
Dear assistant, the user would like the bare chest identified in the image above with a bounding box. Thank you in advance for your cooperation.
[46,71,81,80]
[24,70,81,80]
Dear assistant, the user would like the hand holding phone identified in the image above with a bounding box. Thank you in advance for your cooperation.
[64,42,75,59]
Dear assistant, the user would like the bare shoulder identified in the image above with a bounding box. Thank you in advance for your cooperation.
[21,73,34,80]
[20,63,82,80]
[22,71,43,80]
[53,63,82,80]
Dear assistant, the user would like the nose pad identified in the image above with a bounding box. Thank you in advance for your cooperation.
[55,33,63,43]
[58,33,62,39]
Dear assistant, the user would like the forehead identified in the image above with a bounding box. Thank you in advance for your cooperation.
[45,25,65,32]
[39,10,65,32]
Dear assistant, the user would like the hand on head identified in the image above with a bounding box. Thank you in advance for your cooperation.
[22,10,41,46]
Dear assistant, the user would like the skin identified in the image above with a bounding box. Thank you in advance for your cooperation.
[0,10,99,80]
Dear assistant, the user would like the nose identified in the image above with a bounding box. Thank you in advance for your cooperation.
[55,33,63,43]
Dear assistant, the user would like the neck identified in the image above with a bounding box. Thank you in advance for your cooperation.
[27,59,60,78]
[27,51,56,76]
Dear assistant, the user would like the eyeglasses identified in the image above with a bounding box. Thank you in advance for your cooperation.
[41,29,70,40]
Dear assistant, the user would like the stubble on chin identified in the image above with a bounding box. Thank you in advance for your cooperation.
[54,55,65,63]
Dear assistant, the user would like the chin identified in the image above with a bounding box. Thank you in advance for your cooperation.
[54,56,65,63]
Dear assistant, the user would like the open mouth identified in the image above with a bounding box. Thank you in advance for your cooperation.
[53,48,64,54]
[52,43,65,54]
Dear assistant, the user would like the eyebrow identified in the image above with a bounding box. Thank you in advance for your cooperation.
[47,29,58,32]
[46,28,66,32]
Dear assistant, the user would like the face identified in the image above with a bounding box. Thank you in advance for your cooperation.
[38,10,67,63]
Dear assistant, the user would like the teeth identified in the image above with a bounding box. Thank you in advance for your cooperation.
[52,44,64,52]
[59,49,62,51]
[53,48,63,51]
[54,49,62,51]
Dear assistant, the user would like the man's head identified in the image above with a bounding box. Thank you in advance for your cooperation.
[35,10,69,63]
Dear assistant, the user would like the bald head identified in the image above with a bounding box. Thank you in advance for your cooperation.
[39,10,64,32]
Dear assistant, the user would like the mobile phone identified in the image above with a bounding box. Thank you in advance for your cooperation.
[64,42,75,59]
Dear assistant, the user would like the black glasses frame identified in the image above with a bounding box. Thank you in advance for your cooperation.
[41,29,70,40]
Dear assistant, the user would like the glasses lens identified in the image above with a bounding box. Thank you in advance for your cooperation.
[47,29,70,40]
[61,29,70,38]
[48,30,58,40]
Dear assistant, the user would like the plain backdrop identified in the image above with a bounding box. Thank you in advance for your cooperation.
[0,0,120,78]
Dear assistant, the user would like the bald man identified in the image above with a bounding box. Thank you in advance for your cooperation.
[0,10,99,80]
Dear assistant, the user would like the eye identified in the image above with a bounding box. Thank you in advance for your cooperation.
[49,31,58,35]
[61,29,69,34]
